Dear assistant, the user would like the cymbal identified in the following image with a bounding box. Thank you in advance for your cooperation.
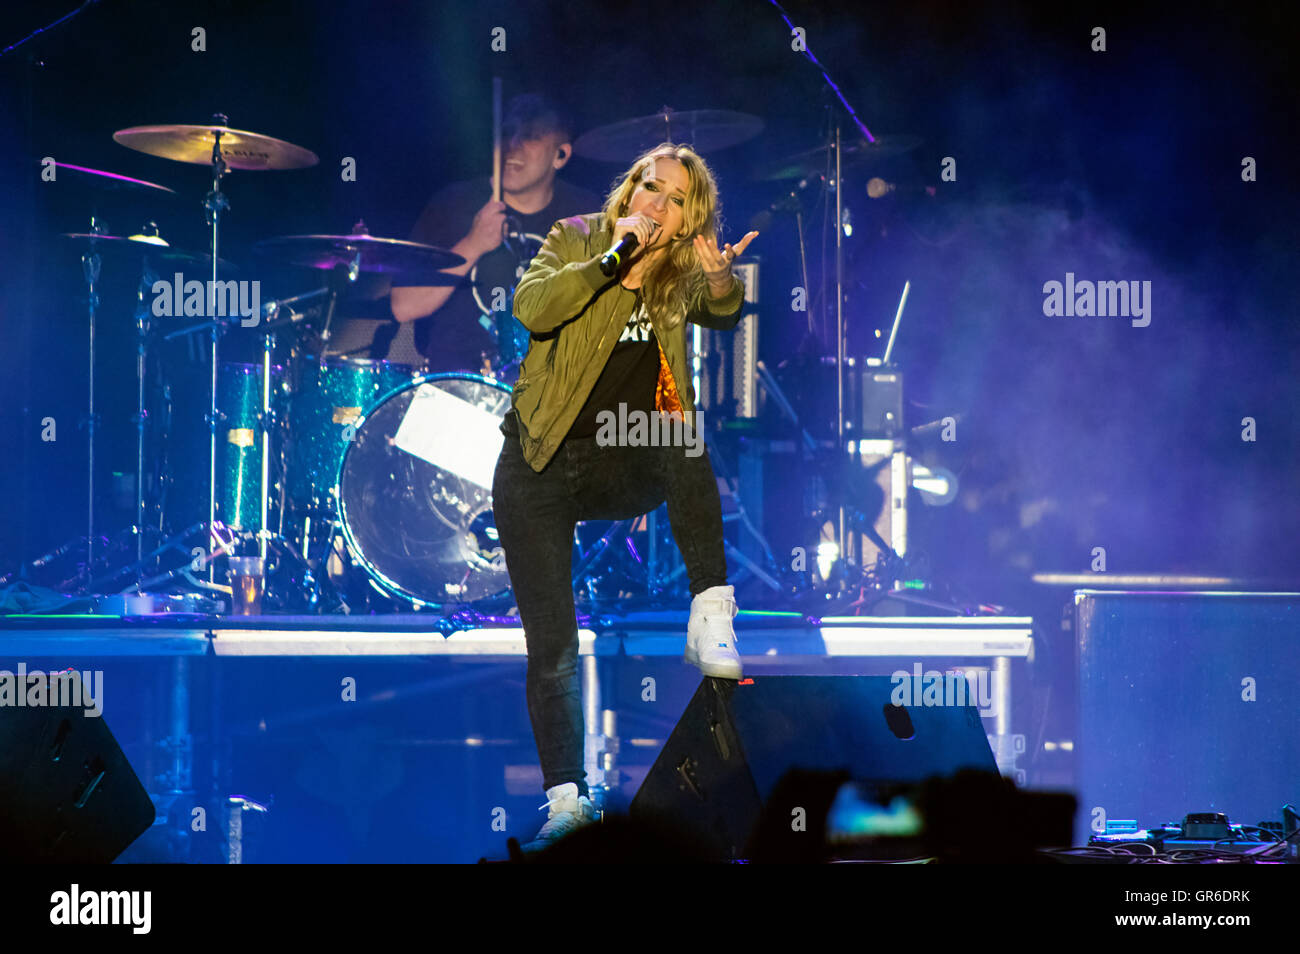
[252,233,466,282]
[754,134,923,181]
[47,162,177,195]
[61,231,239,272]
[113,123,319,170]
[63,231,170,247]
[573,107,764,162]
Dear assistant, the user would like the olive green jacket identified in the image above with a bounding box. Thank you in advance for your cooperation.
[510,212,746,471]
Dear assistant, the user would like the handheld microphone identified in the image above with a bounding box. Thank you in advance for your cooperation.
[599,222,658,276]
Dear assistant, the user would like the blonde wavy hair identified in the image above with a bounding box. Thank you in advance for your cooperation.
[601,143,722,330]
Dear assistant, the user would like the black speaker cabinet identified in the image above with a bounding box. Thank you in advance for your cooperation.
[630,675,999,860]
[1076,590,1300,845]
[0,670,155,862]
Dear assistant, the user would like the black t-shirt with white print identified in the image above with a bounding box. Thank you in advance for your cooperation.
[564,288,661,440]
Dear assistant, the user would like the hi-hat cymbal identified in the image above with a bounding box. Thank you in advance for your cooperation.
[113,123,319,170]
[252,233,466,283]
[755,134,923,181]
[574,107,764,162]
[61,231,239,272]
[46,162,177,195]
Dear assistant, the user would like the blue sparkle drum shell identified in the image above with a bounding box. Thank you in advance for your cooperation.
[216,362,285,533]
[287,356,419,511]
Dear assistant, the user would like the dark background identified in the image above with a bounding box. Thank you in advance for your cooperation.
[1,0,1297,584]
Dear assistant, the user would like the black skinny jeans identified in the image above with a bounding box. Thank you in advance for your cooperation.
[491,415,728,798]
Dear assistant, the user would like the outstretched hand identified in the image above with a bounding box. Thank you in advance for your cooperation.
[694,231,759,288]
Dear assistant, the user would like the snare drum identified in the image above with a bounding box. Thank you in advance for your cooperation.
[335,372,513,605]
[287,356,418,510]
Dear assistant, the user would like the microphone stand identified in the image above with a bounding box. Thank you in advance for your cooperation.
[834,123,846,562]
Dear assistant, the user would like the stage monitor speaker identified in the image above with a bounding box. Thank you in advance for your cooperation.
[1076,590,1300,846]
[630,675,999,860]
[0,670,155,862]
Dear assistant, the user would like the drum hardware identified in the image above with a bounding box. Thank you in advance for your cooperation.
[115,114,321,583]
[570,518,643,600]
[212,290,355,610]
[84,521,208,595]
[0,536,88,588]
[80,220,103,570]
[90,519,237,602]
[51,159,177,575]
[133,281,331,606]
[132,251,158,567]
[125,227,243,569]
[60,219,243,585]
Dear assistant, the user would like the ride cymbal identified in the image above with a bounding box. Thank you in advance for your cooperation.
[253,233,465,283]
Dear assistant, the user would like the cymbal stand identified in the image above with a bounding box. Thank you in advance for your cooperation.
[80,219,104,572]
[259,287,337,610]
[133,254,161,567]
[318,259,356,357]
[202,114,231,582]
[257,289,328,567]
[289,263,352,594]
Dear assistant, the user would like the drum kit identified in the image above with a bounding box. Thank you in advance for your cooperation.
[25,100,938,614]
[35,114,527,612]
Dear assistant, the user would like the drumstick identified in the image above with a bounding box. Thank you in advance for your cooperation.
[492,77,502,202]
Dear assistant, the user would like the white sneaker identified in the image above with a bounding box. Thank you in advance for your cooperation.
[685,584,743,679]
[520,782,600,853]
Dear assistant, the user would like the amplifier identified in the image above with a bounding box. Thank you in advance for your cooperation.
[1075,590,1300,846]
[858,368,903,438]
[770,356,903,439]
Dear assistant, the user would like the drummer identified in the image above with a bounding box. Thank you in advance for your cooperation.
[390,93,601,374]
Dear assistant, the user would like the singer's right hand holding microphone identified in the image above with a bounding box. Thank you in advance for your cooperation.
[610,213,660,259]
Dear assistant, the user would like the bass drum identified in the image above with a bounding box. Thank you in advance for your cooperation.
[336,372,513,606]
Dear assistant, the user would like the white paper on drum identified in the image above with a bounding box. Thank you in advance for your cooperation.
[393,383,505,489]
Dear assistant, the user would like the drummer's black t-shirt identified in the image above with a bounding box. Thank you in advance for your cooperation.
[394,176,602,372]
